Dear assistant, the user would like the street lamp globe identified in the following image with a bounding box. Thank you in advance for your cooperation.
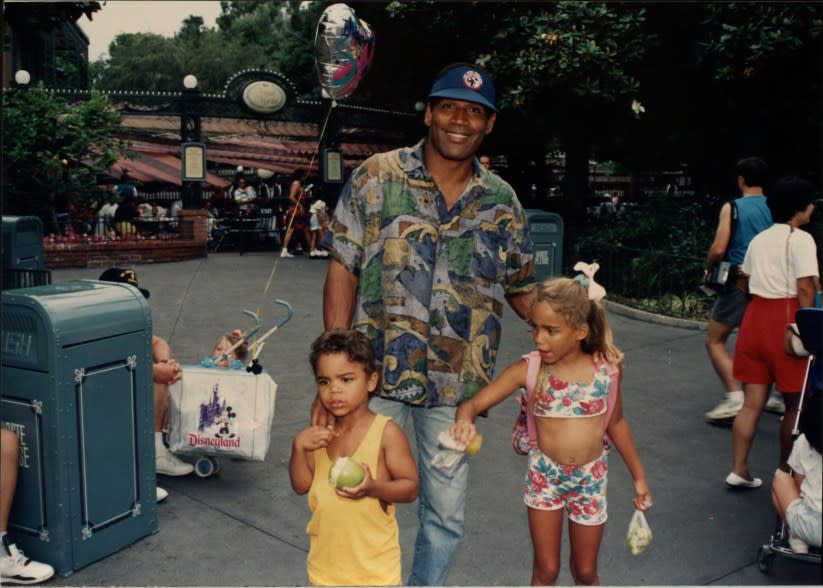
[414,101,426,112]
[14,70,31,85]
[183,74,198,90]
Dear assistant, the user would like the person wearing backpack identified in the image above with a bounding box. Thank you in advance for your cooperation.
[703,157,776,422]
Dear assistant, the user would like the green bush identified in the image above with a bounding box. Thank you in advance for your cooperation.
[575,196,716,319]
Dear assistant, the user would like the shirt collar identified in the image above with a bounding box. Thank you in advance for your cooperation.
[404,138,491,188]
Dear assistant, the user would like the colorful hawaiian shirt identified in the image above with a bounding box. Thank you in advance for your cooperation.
[324,139,536,407]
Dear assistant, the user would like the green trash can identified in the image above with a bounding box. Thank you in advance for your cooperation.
[2,215,50,290]
[526,209,564,282]
[1,280,158,576]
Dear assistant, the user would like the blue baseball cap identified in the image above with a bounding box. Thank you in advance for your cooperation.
[428,64,497,113]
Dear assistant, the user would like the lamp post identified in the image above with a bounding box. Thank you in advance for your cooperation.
[13,69,31,87]
[180,74,203,209]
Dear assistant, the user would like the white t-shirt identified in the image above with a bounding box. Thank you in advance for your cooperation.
[742,224,819,298]
[788,433,822,513]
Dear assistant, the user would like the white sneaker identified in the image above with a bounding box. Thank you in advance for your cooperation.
[765,395,786,415]
[309,250,318,257]
[705,393,744,420]
[788,532,809,554]
[156,487,168,503]
[156,444,193,476]
[280,250,294,258]
[1,539,55,585]
[317,250,329,257]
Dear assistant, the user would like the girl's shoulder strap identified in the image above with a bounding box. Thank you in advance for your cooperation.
[595,355,620,435]
[522,351,542,394]
[520,351,542,449]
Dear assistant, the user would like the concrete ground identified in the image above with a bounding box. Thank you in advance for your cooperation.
[41,252,820,586]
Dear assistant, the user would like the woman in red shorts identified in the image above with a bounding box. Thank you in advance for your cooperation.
[727,176,819,489]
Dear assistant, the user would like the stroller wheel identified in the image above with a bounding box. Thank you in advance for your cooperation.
[194,456,217,478]
[757,545,775,575]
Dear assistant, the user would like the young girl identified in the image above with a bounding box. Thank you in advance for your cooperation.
[451,270,652,585]
[289,330,419,586]
[209,330,249,368]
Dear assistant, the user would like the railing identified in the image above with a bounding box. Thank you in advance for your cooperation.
[47,215,190,243]
[576,244,711,319]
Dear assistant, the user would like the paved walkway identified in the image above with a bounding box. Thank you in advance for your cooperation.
[45,253,819,586]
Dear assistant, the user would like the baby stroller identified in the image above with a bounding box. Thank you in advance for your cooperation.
[166,300,293,478]
[756,307,822,574]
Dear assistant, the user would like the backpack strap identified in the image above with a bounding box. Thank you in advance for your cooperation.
[726,199,738,258]
[522,351,541,449]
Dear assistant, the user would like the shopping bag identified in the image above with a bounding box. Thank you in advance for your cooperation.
[167,365,277,462]
[627,509,653,555]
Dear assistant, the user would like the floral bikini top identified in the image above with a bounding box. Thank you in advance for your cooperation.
[532,360,612,418]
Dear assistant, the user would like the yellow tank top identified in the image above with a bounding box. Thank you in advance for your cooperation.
[306,414,401,586]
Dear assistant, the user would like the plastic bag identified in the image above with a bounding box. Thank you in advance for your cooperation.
[627,509,652,555]
[431,430,470,475]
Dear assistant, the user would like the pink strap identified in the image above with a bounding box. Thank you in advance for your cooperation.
[522,351,541,448]
[523,351,619,446]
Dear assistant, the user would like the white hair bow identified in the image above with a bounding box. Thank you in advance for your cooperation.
[573,261,607,302]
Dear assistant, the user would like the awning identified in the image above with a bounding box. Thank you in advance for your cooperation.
[110,152,231,188]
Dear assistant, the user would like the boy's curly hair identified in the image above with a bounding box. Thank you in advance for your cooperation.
[309,329,377,376]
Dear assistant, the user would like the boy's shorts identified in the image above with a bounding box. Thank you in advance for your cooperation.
[786,498,822,547]
[524,448,608,525]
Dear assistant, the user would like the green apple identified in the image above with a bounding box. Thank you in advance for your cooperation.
[328,456,365,489]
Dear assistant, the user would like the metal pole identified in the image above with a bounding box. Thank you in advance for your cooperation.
[180,86,203,209]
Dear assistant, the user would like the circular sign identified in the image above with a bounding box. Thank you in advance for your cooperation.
[242,81,287,114]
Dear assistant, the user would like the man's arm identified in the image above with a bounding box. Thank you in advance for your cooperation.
[705,203,732,273]
[505,288,536,322]
[323,259,358,330]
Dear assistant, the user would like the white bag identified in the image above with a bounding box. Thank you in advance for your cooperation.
[168,365,277,462]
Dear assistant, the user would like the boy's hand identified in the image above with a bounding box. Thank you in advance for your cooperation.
[310,396,335,428]
[154,359,182,385]
[449,420,476,447]
[295,425,336,451]
[632,479,652,511]
[336,462,373,499]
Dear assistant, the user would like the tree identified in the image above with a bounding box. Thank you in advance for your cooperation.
[2,85,128,231]
[92,1,324,96]
[365,2,652,224]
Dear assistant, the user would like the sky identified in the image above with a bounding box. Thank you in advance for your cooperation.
[79,1,224,61]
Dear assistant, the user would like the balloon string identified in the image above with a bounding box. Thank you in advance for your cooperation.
[254,100,337,336]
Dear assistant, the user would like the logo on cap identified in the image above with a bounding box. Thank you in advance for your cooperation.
[463,70,484,90]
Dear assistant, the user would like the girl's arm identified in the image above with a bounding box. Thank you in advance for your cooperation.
[606,366,652,511]
[451,359,528,445]
[289,425,335,495]
[337,421,419,503]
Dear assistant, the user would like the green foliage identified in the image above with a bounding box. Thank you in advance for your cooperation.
[574,197,716,318]
[92,1,324,96]
[2,85,127,217]
[700,3,823,81]
[485,2,651,107]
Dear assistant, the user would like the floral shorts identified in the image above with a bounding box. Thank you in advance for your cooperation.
[524,448,608,526]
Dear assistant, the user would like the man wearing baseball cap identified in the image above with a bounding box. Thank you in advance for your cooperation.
[318,63,536,585]
[99,268,194,503]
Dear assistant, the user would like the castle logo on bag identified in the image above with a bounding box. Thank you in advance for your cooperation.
[189,383,240,446]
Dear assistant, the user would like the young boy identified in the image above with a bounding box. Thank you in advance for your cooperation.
[289,330,419,586]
